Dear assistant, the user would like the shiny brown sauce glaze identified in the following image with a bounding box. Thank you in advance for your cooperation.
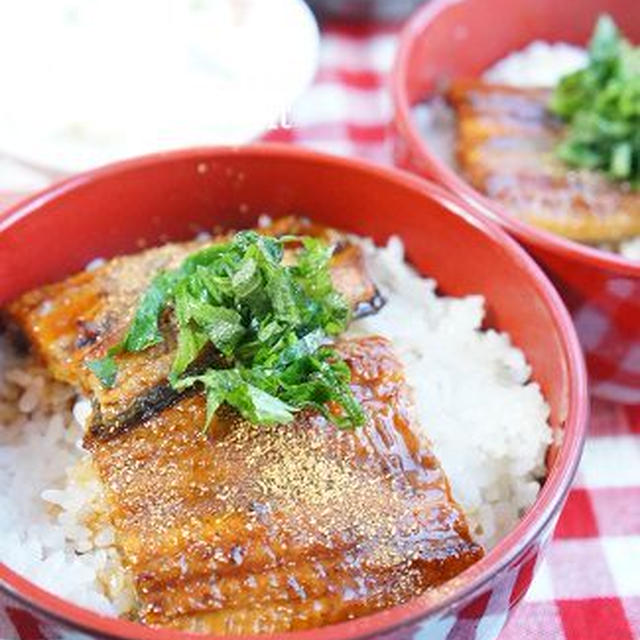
[86,337,482,634]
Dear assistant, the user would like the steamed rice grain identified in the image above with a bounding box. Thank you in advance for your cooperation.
[0,340,135,616]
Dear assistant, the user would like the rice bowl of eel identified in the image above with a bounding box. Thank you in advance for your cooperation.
[392,0,640,404]
[0,145,587,640]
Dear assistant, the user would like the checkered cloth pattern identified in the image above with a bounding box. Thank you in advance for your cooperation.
[569,280,640,406]
[262,21,640,640]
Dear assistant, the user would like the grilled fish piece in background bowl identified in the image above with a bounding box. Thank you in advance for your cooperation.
[0,146,586,639]
[392,0,640,403]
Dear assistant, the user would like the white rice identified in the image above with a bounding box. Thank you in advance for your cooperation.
[483,41,587,87]
[413,41,639,260]
[0,340,136,616]
[0,237,552,615]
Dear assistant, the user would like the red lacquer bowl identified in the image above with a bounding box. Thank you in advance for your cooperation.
[0,146,587,640]
[392,0,640,404]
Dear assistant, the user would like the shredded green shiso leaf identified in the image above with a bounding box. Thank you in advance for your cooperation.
[87,231,365,431]
[549,14,640,186]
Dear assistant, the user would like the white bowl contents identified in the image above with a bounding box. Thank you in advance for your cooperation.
[0,0,319,175]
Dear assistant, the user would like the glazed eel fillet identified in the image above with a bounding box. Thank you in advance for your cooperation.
[6,218,483,634]
[7,217,383,438]
[448,80,640,244]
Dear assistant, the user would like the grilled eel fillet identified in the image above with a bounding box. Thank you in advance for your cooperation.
[448,79,640,244]
[83,336,483,634]
[6,217,383,437]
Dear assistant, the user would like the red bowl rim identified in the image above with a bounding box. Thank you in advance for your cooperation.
[391,0,640,278]
[0,144,588,640]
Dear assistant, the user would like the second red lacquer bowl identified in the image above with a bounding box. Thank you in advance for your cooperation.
[392,0,640,404]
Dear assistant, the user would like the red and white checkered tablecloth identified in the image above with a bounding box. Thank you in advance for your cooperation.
[263,21,640,640]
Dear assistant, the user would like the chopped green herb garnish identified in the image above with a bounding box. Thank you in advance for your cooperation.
[549,14,640,186]
[86,355,118,388]
[87,231,364,430]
